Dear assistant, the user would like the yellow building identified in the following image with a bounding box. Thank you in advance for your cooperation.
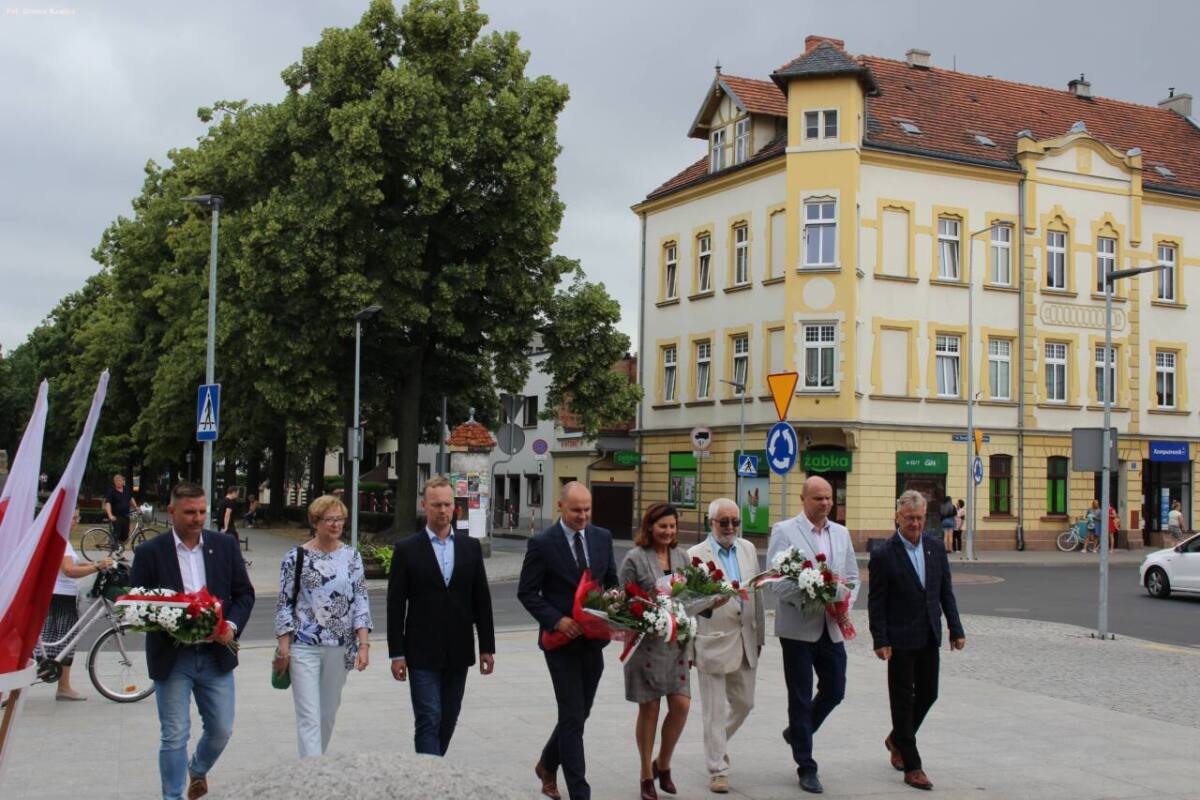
[633,36,1200,550]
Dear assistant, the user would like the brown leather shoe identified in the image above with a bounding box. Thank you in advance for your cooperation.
[904,769,933,790]
[641,777,659,800]
[534,762,561,800]
[652,760,677,794]
[884,735,905,771]
[186,772,208,800]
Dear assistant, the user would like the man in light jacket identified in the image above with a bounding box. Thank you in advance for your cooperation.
[688,498,765,794]
[766,476,859,795]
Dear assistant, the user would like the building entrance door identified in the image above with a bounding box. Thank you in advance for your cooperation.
[591,483,634,539]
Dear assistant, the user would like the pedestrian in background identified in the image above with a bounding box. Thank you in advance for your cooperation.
[104,473,134,544]
[1108,505,1119,551]
[274,494,372,758]
[1084,500,1101,553]
[939,496,956,553]
[1168,500,1184,542]
[953,499,965,554]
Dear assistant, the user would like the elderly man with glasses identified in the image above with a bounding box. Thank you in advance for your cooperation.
[686,498,765,794]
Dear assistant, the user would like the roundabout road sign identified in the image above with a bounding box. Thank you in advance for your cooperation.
[766,421,798,475]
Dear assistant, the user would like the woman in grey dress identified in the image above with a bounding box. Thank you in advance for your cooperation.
[620,502,690,800]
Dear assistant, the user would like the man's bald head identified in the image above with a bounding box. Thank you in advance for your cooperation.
[801,475,833,526]
[559,481,592,532]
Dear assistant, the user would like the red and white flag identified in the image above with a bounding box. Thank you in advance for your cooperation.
[0,380,47,553]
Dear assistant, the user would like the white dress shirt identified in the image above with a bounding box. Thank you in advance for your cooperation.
[173,529,207,594]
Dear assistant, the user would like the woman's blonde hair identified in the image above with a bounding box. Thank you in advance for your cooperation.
[308,494,349,528]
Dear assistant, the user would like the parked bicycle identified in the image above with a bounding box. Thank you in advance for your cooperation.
[1056,520,1092,552]
[79,504,163,562]
[33,561,154,703]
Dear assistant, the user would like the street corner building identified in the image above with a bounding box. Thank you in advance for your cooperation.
[631,36,1200,551]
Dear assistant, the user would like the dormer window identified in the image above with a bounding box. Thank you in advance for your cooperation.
[898,120,921,135]
[734,118,750,164]
[804,109,838,141]
[710,128,726,171]
[1155,165,1176,179]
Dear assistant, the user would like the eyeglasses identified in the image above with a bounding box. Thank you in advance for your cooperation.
[713,517,741,528]
[321,516,346,525]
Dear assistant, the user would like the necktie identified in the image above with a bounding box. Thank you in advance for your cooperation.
[572,531,587,574]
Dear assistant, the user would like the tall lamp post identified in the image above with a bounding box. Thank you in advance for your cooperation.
[1096,263,1167,638]
[350,304,382,551]
[964,225,993,561]
[182,194,223,508]
[720,378,748,522]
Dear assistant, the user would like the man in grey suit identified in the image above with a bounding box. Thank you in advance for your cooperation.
[688,498,765,794]
[766,476,859,794]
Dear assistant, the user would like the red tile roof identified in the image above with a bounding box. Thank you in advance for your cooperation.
[446,421,495,450]
[645,52,1200,200]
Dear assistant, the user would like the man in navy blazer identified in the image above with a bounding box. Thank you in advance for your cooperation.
[518,481,618,800]
[130,482,254,800]
[868,490,965,792]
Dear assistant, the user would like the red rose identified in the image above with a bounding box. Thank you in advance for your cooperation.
[823,571,835,583]
[707,561,718,572]
[802,560,814,569]
[625,582,649,599]
[712,570,724,581]
[731,580,740,589]
[630,601,646,619]
[691,556,703,567]
[815,553,827,563]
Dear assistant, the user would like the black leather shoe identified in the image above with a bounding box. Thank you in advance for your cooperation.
[798,770,823,794]
[782,726,792,746]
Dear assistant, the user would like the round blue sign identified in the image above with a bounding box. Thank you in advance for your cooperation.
[766,422,798,475]
[531,438,549,455]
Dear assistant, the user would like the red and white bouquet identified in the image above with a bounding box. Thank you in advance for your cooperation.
[664,556,750,614]
[116,587,238,651]
[752,546,857,640]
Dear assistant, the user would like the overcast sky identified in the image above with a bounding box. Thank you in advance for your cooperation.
[3,0,1198,354]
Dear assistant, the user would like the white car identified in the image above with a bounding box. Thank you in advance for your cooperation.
[1140,532,1200,598]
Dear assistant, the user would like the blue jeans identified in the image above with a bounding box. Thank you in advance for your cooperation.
[154,647,235,800]
[408,666,468,756]
[781,632,846,774]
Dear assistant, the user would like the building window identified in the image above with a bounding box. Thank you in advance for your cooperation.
[990,224,1012,286]
[710,128,725,171]
[989,454,1012,515]
[732,335,749,394]
[527,475,543,507]
[733,225,749,285]
[522,395,539,427]
[804,201,836,267]
[663,346,677,402]
[1047,456,1068,515]
[1046,230,1067,290]
[804,109,838,140]
[1045,342,1067,403]
[802,323,836,389]
[1156,350,1177,408]
[734,118,750,164]
[697,234,712,292]
[695,341,712,399]
[418,462,431,486]
[938,217,961,280]
[988,339,1011,400]
[935,334,960,397]
[1158,244,1177,301]
[1096,236,1116,293]
[664,243,677,299]
[1095,345,1116,405]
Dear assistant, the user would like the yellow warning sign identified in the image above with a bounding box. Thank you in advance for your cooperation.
[767,372,799,421]
[974,429,984,453]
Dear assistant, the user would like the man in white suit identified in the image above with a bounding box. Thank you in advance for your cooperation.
[766,476,859,794]
[688,498,765,794]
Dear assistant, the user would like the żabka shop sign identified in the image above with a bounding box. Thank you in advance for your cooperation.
[801,450,853,473]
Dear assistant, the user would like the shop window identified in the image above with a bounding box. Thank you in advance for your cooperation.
[668,452,697,508]
[989,454,1011,515]
[1047,456,1068,515]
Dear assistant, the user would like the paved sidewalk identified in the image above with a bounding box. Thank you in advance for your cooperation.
[5,610,1197,799]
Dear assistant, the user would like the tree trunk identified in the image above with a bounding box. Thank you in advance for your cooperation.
[246,451,261,503]
[269,426,287,518]
[309,442,326,498]
[222,451,237,495]
[387,352,424,544]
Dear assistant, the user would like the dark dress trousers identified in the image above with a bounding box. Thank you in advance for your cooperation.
[387,530,495,755]
[130,529,255,681]
[867,532,965,772]
[517,522,618,800]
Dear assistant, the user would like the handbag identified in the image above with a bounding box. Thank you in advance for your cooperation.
[271,545,305,690]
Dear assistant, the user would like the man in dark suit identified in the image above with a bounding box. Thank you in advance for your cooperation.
[130,482,254,800]
[868,490,966,791]
[518,481,618,800]
[388,476,495,756]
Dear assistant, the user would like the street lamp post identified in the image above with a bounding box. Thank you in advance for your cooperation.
[350,304,382,552]
[720,378,747,520]
[182,195,223,508]
[1097,263,1167,638]
[964,225,993,561]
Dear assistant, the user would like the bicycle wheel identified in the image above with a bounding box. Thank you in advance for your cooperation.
[1055,530,1078,552]
[79,527,117,562]
[87,623,154,703]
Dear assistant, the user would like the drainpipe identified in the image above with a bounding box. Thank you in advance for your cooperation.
[636,211,647,530]
[1016,176,1027,550]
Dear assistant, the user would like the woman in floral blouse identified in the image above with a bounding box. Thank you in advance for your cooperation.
[274,494,372,757]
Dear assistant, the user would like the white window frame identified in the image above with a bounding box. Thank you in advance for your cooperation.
[710,128,726,172]
[803,201,837,268]
[695,341,712,400]
[1095,345,1116,405]
[734,225,749,285]
[1045,342,1067,403]
[664,243,677,299]
[734,118,750,164]
[697,234,712,292]
[1158,244,1177,301]
[1156,350,1177,408]
[990,224,1012,286]
[1096,236,1116,294]
[938,217,961,280]
[935,335,961,398]
[1046,230,1067,290]
[988,339,1012,400]
[802,323,837,390]
[804,109,838,141]
[732,335,749,395]
[663,346,677,402]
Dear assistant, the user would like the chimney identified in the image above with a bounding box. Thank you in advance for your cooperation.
[1159,88,1193,117]
[1068,74,1091,98]
[805,35,845,53]
[905,48,931,69]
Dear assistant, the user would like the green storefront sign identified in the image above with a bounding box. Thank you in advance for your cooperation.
[801,450,853,473]
[896,451,948,474]
[613,450,641,467]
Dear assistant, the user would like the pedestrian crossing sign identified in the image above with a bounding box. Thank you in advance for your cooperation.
[737,454,759,477]
[196,383,220,442]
